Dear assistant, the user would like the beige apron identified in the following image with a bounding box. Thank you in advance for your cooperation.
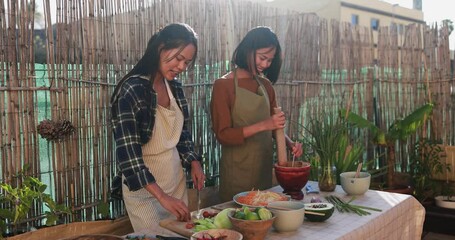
[122,80,187,231]
[219,70,274,202]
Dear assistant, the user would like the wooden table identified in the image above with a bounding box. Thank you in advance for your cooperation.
[129,181,425,240]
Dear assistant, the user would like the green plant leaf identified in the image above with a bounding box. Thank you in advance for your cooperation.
[45,214,58,226]
[340,109,379,130]
[97,202,110,219]
[38,184,47,193]
[0,219,6,234]
[0,208,14,219]
[1,183,13,193]
[390,103,434,140]
[340,109,382,143]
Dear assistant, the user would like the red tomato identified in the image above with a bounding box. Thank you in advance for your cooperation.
[202,211,211,218]
[185,222,195,229]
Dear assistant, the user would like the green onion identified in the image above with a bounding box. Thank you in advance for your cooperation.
[325,195,382,216]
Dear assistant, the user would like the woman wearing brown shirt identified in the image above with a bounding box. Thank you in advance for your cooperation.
[210,26,303,202]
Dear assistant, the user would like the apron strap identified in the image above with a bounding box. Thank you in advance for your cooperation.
[164,79,175,101]
[233,68,268,98]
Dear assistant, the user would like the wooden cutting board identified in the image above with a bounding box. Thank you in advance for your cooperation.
[159,201,239,238]
[158,218,194,238]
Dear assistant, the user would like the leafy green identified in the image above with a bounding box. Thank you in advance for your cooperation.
[301,114,364,184]
[213,208,234,229]
[0,164,71,235]
[340,103,434,188]
[410,139,451,203]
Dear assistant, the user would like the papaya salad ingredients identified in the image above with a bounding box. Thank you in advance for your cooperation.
[236,190,288,206]
[232,206,273,220]
[192,208,234,232]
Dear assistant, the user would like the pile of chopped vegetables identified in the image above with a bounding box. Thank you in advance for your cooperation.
[236,190,288,206]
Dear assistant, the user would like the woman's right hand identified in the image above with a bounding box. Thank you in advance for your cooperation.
[157,194,191,222]
[145,183,190,222]
[267,111,286,130]
[243,110,286,138]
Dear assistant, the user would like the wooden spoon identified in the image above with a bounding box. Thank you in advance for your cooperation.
[355,162,363,178]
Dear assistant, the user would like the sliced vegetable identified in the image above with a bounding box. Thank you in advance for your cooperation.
[304,203,335,222]
[213,208,234,229]
[257,208,272,220]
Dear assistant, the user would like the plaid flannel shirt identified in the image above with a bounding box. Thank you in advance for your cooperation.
[110,75,200,195]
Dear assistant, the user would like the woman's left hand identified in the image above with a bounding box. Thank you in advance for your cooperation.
[290,142,303,157]
[191,161,205,190]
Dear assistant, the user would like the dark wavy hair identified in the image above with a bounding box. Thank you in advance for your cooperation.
[111,23,198,101]
[232,26,282,84]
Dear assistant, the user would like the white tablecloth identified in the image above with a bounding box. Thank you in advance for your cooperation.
[129,181,425,240]
[266,181,425,240]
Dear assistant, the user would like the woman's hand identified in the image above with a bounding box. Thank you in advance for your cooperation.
[158,194,191,222]
[145,183,191,221]
[266,111,286,130]
[289,141,303,157]
[242,111,286,138]
[191,161,205,190]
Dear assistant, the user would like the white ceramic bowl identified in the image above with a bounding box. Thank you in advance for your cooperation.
[267,201,305,232]
[435,195,455,209]
[340,171,371,195]
[191,229,243,240]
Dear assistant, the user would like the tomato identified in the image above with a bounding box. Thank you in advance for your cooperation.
[202,211,211,218]
[185,222,195,229]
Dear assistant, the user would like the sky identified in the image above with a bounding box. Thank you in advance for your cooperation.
[383,0,455,49]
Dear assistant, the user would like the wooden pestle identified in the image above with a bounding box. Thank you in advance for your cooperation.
[274,107,288,166]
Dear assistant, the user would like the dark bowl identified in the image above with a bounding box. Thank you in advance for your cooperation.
[274,161,311,200]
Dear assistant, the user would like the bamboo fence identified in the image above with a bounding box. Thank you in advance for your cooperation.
[0,0,454,229]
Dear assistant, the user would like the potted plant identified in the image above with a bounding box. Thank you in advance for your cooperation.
[1,165,134,240]
[340,103,434,192]
[302,114,364,192]
[0,165,71,238]
[410,138,451,204]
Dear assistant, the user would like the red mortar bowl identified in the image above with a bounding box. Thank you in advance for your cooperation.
[274,161,311,200]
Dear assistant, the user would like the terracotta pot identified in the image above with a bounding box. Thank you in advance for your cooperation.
[274,161,311,200]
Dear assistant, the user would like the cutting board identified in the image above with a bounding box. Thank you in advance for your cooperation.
[159,201,240,238]
[159,218,194,238]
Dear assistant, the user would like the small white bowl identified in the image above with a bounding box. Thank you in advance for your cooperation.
[191,229,243,240]
[340,171,371,195]
[267,201,305,232]
[435,196,455,209]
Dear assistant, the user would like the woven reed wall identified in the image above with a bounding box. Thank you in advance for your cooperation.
[0,0,453,227]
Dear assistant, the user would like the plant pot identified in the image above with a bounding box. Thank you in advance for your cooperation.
[274,161,311,200]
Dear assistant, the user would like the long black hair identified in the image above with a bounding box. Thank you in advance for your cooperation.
[232,26,282,84]
[111,23,198,102]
